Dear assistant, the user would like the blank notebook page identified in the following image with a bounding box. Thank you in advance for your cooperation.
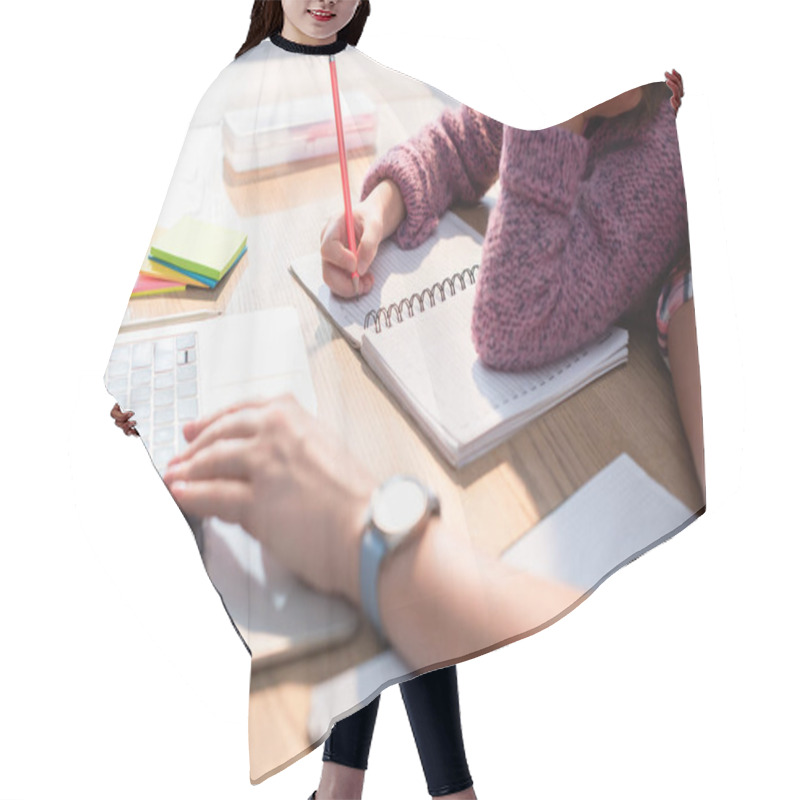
[362,286,626,451]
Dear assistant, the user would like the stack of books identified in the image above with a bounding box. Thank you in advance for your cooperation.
[132,216,248,297]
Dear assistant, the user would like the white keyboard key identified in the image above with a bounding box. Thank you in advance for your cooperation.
[106,376,127,397]
[132,342,153,369]
[178,397,198,421]
[135,421,150,441]
[154,427,174,445]
[154,350,174,373]
[154,405,174,426]
[177,380,197,399]
[130,368,151,387]
[107,360,128,378]
[154,445,175,470]
[110,345,131,363]
[154,387,174,407]
[130,385,150,405]
[135,403,152,420]
[154,372,175,390]
[177,363,197,382]
[177,348,197,366]
[176,333,196,349]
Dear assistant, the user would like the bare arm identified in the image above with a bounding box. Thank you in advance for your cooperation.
[368,177,407,241]
[164,396,583,670]
[378,516,584,670]
[321,106,503,297]
[360,105,504,250]
[667,299,705,498]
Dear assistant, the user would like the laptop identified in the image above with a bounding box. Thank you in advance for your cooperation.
[104,307,360,666]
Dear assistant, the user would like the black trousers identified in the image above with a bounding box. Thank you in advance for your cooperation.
[323,665,473,797]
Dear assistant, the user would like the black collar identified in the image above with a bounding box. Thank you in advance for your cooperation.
[270,31,348,55]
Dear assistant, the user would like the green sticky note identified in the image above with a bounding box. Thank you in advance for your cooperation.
[150,216,247,282]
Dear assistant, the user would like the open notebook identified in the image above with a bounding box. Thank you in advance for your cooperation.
[291,211,628,468]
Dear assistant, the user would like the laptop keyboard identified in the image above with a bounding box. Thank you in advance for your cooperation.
[105,332,200,473]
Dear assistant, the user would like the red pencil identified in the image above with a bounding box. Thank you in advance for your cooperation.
[329,54,360,296]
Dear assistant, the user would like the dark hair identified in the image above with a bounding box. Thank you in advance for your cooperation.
[236,0,371,59]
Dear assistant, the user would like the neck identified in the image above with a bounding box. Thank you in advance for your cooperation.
[270,28,348,56]
[280,20,337,47]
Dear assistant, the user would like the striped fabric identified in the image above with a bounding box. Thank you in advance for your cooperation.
[656,266,693,367]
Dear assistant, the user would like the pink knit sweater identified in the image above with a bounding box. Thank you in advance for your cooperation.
[360,96,689,370]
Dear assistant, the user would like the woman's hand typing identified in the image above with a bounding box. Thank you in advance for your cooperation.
[162,395,377,603]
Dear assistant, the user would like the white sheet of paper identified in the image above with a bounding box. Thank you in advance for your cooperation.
[502,453,696,590]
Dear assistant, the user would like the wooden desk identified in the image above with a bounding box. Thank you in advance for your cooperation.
[121,67,703,781]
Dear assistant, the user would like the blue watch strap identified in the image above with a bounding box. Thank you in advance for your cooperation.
[359,525,389,639]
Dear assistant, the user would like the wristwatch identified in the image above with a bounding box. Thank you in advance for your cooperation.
[359,475,440,639]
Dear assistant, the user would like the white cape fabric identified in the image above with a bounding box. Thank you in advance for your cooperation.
[103,32,703,782]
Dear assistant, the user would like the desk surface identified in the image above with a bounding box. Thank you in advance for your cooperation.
[122,73,703,782]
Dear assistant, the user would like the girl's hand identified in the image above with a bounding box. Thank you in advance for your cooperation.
[110,403,138,436]
[320,201,383,298]
[162,395,377,603]
[665,69,684,113]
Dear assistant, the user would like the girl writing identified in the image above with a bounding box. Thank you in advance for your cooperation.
[318,65,702,491]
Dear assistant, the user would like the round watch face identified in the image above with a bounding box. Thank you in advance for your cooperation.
[372,477,429,539]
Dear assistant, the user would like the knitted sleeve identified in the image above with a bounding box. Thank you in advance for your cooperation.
[471,100,689,371]
[360,105,504,249]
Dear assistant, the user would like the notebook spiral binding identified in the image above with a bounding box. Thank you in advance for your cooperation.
[363,264,480,334]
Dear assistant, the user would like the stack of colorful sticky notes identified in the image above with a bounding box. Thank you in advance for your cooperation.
[131,274,186,297]
[132,216,248,297]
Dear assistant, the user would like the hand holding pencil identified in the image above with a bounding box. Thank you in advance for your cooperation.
[320,203,381,298]
[319,177,409,299]
[324,55,408,299]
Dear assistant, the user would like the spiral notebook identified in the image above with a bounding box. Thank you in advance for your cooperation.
[290,211,628,468]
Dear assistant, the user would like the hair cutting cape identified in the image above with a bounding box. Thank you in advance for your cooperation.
[103,32,703,783]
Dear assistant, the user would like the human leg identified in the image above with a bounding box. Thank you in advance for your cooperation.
[315,666,476,799]
[315,694,381,799]
[400,666,475,798]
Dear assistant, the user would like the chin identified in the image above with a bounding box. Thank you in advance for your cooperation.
[301,26,336,41]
